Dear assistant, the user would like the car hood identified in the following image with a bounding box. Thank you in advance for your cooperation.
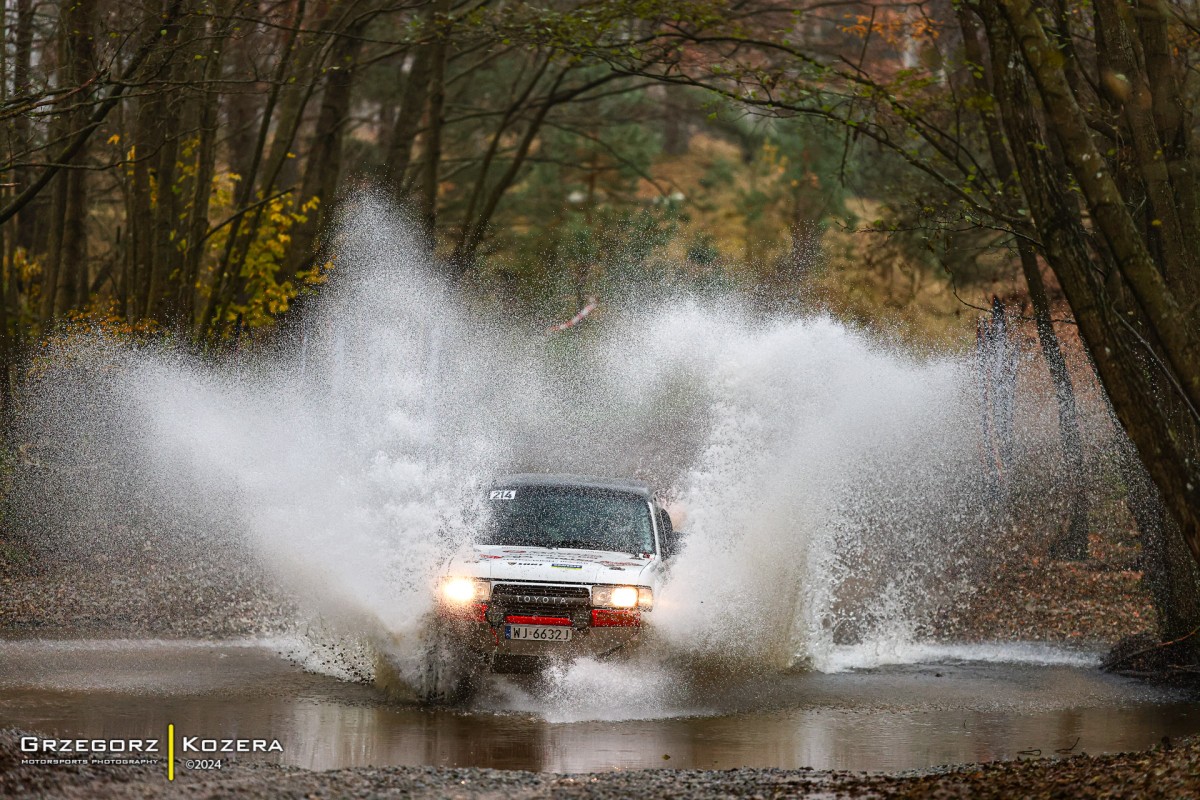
[446,544,655,585]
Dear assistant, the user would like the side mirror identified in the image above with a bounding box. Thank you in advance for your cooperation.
[657,507,682,558]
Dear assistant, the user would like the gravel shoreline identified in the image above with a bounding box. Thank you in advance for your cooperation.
[3,730,1198,799]
[0,540,297,639]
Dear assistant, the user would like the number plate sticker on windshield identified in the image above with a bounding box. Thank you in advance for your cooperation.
[504,625,573,642]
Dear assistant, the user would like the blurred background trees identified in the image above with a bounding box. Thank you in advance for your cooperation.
[0,0,1022,348]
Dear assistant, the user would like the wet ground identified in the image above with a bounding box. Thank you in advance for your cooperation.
[1,638,1197,775]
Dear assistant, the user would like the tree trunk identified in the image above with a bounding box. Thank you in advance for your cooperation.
[386,48,432,206]
[0,213,10,425]
[60,0,98,314]
[58,164,89,313]
[991,0,1200,565]
[450,56,552,270]
[1118,442,1200,646]
[41,0,98,321]
[0,6,12,420]
[201,0,323,335]
[11,0,35,253]
[178,17,230,325]
[0,1,186,226]
[144,12,187,321]
[39,161,69,322]
[288,19,366,274]
[420,0,451,241]
[223,38,261,186]
[959,6,1090,559]
[973,1,1200,657]
[660,83,690,156]
[1019,245,1089,561]
[259,0,333,199]
[144,126,181,320]
[128,90,159,318]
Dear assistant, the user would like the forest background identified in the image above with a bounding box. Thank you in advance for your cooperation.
[2,0,1199,656]
[0,0,1043,350]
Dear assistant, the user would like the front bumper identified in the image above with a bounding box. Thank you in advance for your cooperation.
[437,605,643,661]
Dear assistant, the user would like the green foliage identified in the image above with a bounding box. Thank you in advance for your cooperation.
[480,81,684,313]
[226,195,326,330]
[199,176,325,330]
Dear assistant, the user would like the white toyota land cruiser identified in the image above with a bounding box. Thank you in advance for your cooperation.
[423,473,680,700]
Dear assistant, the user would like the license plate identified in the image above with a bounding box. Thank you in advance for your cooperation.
[504,625,573,642]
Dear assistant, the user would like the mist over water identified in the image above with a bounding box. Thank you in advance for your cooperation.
[11,198,1110,712]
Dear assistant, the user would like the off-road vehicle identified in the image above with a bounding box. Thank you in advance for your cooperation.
[423,473,680,700]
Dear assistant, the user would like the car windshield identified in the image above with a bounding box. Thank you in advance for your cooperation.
[480,487,655,555]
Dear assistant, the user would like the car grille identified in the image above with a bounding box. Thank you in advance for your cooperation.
[492,583,590,613]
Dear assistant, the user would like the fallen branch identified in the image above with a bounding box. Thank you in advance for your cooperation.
[1105,626,1200,671]
[1055,737,1082,754]
[1167,664,1200,674]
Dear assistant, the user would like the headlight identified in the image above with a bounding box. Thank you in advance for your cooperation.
[440,577,491,605]
[592,585,652,610]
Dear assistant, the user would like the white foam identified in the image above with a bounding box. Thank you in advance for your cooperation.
[477,658,698,722]
[816,641,1101,672]
[13,194,1115,701]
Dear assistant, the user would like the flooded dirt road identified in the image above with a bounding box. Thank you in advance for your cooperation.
[1,638,1196,774]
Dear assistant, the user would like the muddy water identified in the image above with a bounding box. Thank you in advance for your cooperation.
[1,639,1196,773]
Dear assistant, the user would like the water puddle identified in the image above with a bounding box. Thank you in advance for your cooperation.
[2,639,1196,772]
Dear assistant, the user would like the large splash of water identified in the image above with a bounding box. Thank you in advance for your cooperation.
[11,198,1109,705]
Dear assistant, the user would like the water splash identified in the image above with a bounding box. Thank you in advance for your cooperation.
[10,196,1108,702]
[477,658,695,723]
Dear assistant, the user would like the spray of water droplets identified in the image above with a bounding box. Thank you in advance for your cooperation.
[10,196,1115,712]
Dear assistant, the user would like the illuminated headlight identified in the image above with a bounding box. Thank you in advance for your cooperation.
[592,585,653,610]
[439,577,491,605]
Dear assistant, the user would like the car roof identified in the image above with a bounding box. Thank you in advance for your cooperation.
[491,473,653,500]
